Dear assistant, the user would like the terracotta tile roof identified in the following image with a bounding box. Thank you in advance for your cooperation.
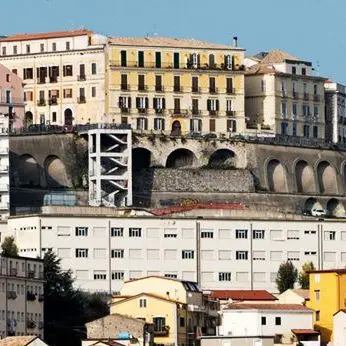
[260,49,299,64]
[0,336,37,346]
[209,290,277,301]
[224,303,312,311]
[108,36,237,50]
[292,289,310,300]
[245,64,278,75]
[292,329,320,335]
[307,268,346,274]
[0,29,92,42]
[111,292,184,305]
[88,341,124,346]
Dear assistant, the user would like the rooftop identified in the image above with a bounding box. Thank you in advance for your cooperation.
[291,288,310,300]
[209,290,277,301]
[111,292,184,305]
[108,36,242,50]
[260,49,299,64]
[307,268,346,274]
[0,29,92,42]
[224,303,312,311]
[0,336,38,346]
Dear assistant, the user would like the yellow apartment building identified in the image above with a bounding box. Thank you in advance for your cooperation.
[106,37,245,136]
[111,276,219,346]
[307,269,346,344]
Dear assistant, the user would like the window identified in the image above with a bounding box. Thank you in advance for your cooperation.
[226,78,233,93]
[174,98,181,113]
[154,118,165,131]
[292,103,297,117]
[182,250,194,259]
[52,43,57,52]
[292,122,297,136]
[153,317,166,332]
[91,63,97,75]
[92,87,96,98]
[136,96,148,110]
[281,102,287,117]
[66,42,70,50]
[63,88,72,98]
[23,68,33,80]
[75,227,88,236]
[26,44,30,53]
[12,69,17,75]
[5,74,10,83]
[111,228,123,237]
[165,273,177,278]
[120,50,127,67]
[207,99,219,113]
[236,251,248,260]
[164,229,177,238]
[292,66,296,74]
[201,231,213,238]
[52,112,57,122]
[325,231,336,241]
[190,119,202,133]
[138,51,144,67]
[129,228,142,237]
[153,97,165,111]
[316,311,320,321]
[236,229,248,239]
[226,99,232,113]
[302,67,306,75]
[227,119,237,133]
[112,271,124,280]
[180,317,185,327]
[155,75,162,91]
[287,230,299,240]
[261,80,266,92]
[219,272,231,281]
[314,105,319,117]
[287,251,300,261]
[209,54,215,67]
[219,250,231,260]
[13,46,17,55]
[174,75,181,92]
[131,298,146,312]
[40,43,44,52]
[63,65,73,77]
[209,119,215,132]
[93,271,106,280]
[192,76,199,92]
[111,249,124,258]
[136,117,148,130]
[155,52,161,68]
[209,77,216,93]
[315,290,320,301]
[253,230,265,239]
[253,251,265,260]
[173,52,180,68]
[261,317,266,325]
[75,249,88,258]
[303,124,310,138]
[313,126,318,138]
[1,47,6,56]
[275,317,281,325]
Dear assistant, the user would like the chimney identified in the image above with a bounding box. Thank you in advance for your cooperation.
[233,36,238,47]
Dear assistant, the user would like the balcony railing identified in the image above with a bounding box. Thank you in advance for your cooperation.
[49,76,58,83]
[37,99,46,106]
[192,109,202,116]
[155,108,164,114]
[48,98,58,106]
[174,85,182,92]
[137,108,148,114]
[192,87,201,93]
[314,94,320,102]
[77,75,86,81]
[137,85,148,92]
[281,90,287,98]
[209,110,218,116]
[6,291,17,300]
[226,88,235,94]
[121,84,130,91]
[226,110,236,117]
[209,87,217,94]
[26,291,36,301]
[303,93,310,101]
[120,107,130,114]
[155,85,164,92]
[37,78,46,84]
[77,96,86,104]
[153,326,170,336]
[0,97,25,105]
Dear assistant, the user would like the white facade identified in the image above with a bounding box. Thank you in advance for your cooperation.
[0,30,107,126]
[333,310,346,346]
[6,210,346,293]
[0,256,44,339]
[0,115,9,220]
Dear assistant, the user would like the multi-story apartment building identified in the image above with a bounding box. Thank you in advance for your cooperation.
[324,81,346,144]
[0,29,107,126]
[106,37,245,135]
[0,255,44,339]
[245,50,326,138]
[6,207,346,294]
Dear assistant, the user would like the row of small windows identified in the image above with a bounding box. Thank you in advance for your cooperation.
[0,310,42,323]
[281,122,319,138]
[0,282,42,295]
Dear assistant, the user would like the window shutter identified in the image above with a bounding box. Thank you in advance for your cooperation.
[233,120,237,133]
[162,98,166,109]
[207,99,211,111]
[197,54,201,67]
[49,67,52,77]
[136,97,140,109]
[216,100,220,111]
[145,97,149,109]
[153,98,157,109]
[162,119,165,131]
[145,118,148,130]
[128,97,132,109]
[118,97,122,107]
[36,68,40,78]
[198,120,202,132]
[136,118,140,129]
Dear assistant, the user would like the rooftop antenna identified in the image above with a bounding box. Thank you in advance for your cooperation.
[315,61,320,76]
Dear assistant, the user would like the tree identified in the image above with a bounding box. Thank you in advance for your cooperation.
[298,262,315,289]
[276,261,298,293]
[1,236,18,257]
[43,250,109,346]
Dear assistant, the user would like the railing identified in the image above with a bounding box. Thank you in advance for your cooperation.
[153,326,170,336]
[173,85,182,92]
[209,87,217,94]
[155,108,164,114]
[37,99,46,106]
[137,108,148,114]
[314,94,320,102]
[77,75,86,81]
[120,107,130,114]
[155,85,164,92]
[226,110,236,117]
[26,291,36,301]
[6,291,17,300]
[28,270,35,278]
[0,97,25,105]
[109,60,245,71]
[226,88,235,94]
[37,78,46,84]
[281,90,287,97]
[192,109,202,116]
[121,84,130,91]
[77,96,86,104]
[209,110,218,116]
[48,98,58,105]
[49,76,58,83]
[192,87,201,93]
[303,93,310,101]
[137,85,149,92]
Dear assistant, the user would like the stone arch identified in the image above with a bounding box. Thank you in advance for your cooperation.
[295,160,316,193]
[304,198,323,212]
[316,161,338,194]
[166,148,197,168]
[326,198,345,217]
[64,108,73,126]
[132,148,152,170]
[24,112,33,126]
[208,149,236,169]
[266,159,288,193]
[44,155,70,188]
[18,154,40,187]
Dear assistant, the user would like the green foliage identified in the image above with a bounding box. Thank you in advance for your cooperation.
[44,250,109,346]
[298,262,315,289]
[1,236,19,257]
[276,261,298,293]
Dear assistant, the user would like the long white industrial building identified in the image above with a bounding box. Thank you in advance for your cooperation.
[5,206,346,293]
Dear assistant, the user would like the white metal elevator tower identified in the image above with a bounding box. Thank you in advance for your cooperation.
[88,128,132,207]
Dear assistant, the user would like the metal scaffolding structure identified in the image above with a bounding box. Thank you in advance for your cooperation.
[88,128,132,207]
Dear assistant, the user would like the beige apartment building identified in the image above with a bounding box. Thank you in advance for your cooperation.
[0,29,106,126]
[106,37,245,135]
[245,50,326,139]
[0,255,44,339]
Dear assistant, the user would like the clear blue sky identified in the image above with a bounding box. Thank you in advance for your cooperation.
[3,0,345,83]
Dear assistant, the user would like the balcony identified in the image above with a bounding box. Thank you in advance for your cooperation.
[77,75,86,81]
[121,84,130,91]
[314,94,320,102]
[37,99,46,107]
[226,88,235,94]
[226,110,236,117]
[209,87,217,94]
[188,304,205,313]
[303,93,310,101]
[6,291,17,300]
[77,96,86,104]
[153,326,170,336]
[209,110,218,116]
[120,107,130,114]
[48,98,58,106]
[28,270,35,278]
[192,87,201,93]
[293,91,299,100]
[38,294,44,302]
[37,78,46,84]
[174,85,182,93]
[155,108,164,114]
[155,85,164,92]
[26,291,36,301]
[49,76,58,83]
[9,268,17,276]
[192,109,201,116]
[137,85,148,92]
[26,320,36,329]
[137,108,148,114]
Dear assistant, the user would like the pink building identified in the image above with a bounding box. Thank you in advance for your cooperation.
[0,63,24,129]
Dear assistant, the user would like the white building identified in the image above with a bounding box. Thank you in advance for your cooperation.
[333,309,346,346]
[0,29,107,126]
[324,81,346,144]
[218,303,318,345]
[5,207,346,293]
[0,115,9,220]
[277,289,309,305]
[0,256,44,339]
